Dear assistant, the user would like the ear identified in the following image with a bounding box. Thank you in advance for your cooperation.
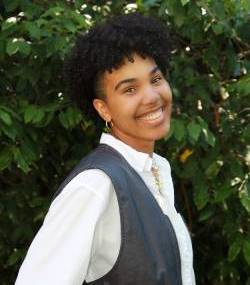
[93,99,112,122]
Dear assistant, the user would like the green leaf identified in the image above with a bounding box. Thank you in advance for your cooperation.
[203,44,220,74]
[202,128,216,147]
[24,105,45,124]
[214,185,232,203]
[141,0,160,8]
[63,20,77,33]
[228,238,242,262]
[58,111,69,128]
[242,0,250,10]
[0,110,12,125]
[173,119,185,141]
[3,0,19,12]
[0,147,13,170]
[6,39,19,55]
[243,128,250,142]
[37,111,55,127]
[0,124,18,141]
[2,17,18,31]
[6,39,31,56]
[194,184,209,210]
[33,111,45,124]
[21,140,38,163]
[239,184,250,213]
[211,2,226,20]
[12,147,30,173]
[0,37,5,61]
[0,105,21,121]
[72,12,88,28]
[24,105,36,123]
[212,23,224,35]
[6,249,22,266]
[187,121,201,142]
[196,116,208,128]
[243,238,250,265]
[198,206,215,222]
[18,41,31,56]
[24,22,42,39]
[205,160,223,179]
[41,6,65,18]
[180,0,190,6]
[231,74,250,96]
[58,107,82,129]
[175,13,185,27]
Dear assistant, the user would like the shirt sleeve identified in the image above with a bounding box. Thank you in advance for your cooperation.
[15,169,113,285]
[192,268,196,285]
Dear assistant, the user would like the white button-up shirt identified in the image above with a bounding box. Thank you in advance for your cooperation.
[15,133,195,285]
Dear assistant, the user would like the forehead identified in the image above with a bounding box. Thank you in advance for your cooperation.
[102,54,158,86]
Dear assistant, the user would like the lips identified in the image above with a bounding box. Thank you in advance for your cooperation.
[137,107,164,122]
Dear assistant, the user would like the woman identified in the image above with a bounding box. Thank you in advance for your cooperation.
[15,13,195,285]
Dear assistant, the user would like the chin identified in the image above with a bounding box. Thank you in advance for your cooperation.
[149,130,169,142]
[155,124,170,139]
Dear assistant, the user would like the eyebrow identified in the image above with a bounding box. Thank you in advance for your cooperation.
[114,66,160,91]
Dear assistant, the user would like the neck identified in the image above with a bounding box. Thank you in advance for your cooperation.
[110,131,155,155]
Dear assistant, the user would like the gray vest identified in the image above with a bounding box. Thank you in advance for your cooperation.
[54,144,182,285]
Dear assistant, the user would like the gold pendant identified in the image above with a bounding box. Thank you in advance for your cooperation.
[151,160,163,193]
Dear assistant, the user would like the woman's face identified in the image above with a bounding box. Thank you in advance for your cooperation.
[93,53,172,153]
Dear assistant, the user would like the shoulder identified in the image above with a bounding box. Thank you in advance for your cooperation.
[52,169,114,208]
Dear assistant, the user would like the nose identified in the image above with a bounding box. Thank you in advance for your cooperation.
[141,86,160,105]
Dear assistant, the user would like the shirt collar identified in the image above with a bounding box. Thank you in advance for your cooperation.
[100,133,153,172]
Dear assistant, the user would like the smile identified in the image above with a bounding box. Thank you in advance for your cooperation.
[137,107,164,122]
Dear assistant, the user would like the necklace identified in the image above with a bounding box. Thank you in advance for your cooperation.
[151,159,163,194]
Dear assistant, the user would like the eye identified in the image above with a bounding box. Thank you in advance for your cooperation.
[124,87,136,94]
[152,76,163,84]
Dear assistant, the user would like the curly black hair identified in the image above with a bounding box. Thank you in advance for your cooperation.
[64,12,172,122]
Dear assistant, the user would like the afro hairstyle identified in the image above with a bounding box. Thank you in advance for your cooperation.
[64,12,172,122]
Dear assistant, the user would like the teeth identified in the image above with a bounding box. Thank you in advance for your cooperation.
[139,108,163,121]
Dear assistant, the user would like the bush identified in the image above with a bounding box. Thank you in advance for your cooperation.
[0,1,249,284]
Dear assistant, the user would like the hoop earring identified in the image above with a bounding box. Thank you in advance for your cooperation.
[105,120,113,132]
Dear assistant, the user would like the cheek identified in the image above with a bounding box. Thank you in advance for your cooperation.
[161,85,172,103]
[110,101,140,125]
[108,99,131,119]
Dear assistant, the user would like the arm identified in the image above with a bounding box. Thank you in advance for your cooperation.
[15,169,112,285]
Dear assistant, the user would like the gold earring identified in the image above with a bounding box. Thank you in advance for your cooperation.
[105,120,113,132]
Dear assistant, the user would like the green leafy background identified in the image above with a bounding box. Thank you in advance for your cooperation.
[0,0,249,284]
